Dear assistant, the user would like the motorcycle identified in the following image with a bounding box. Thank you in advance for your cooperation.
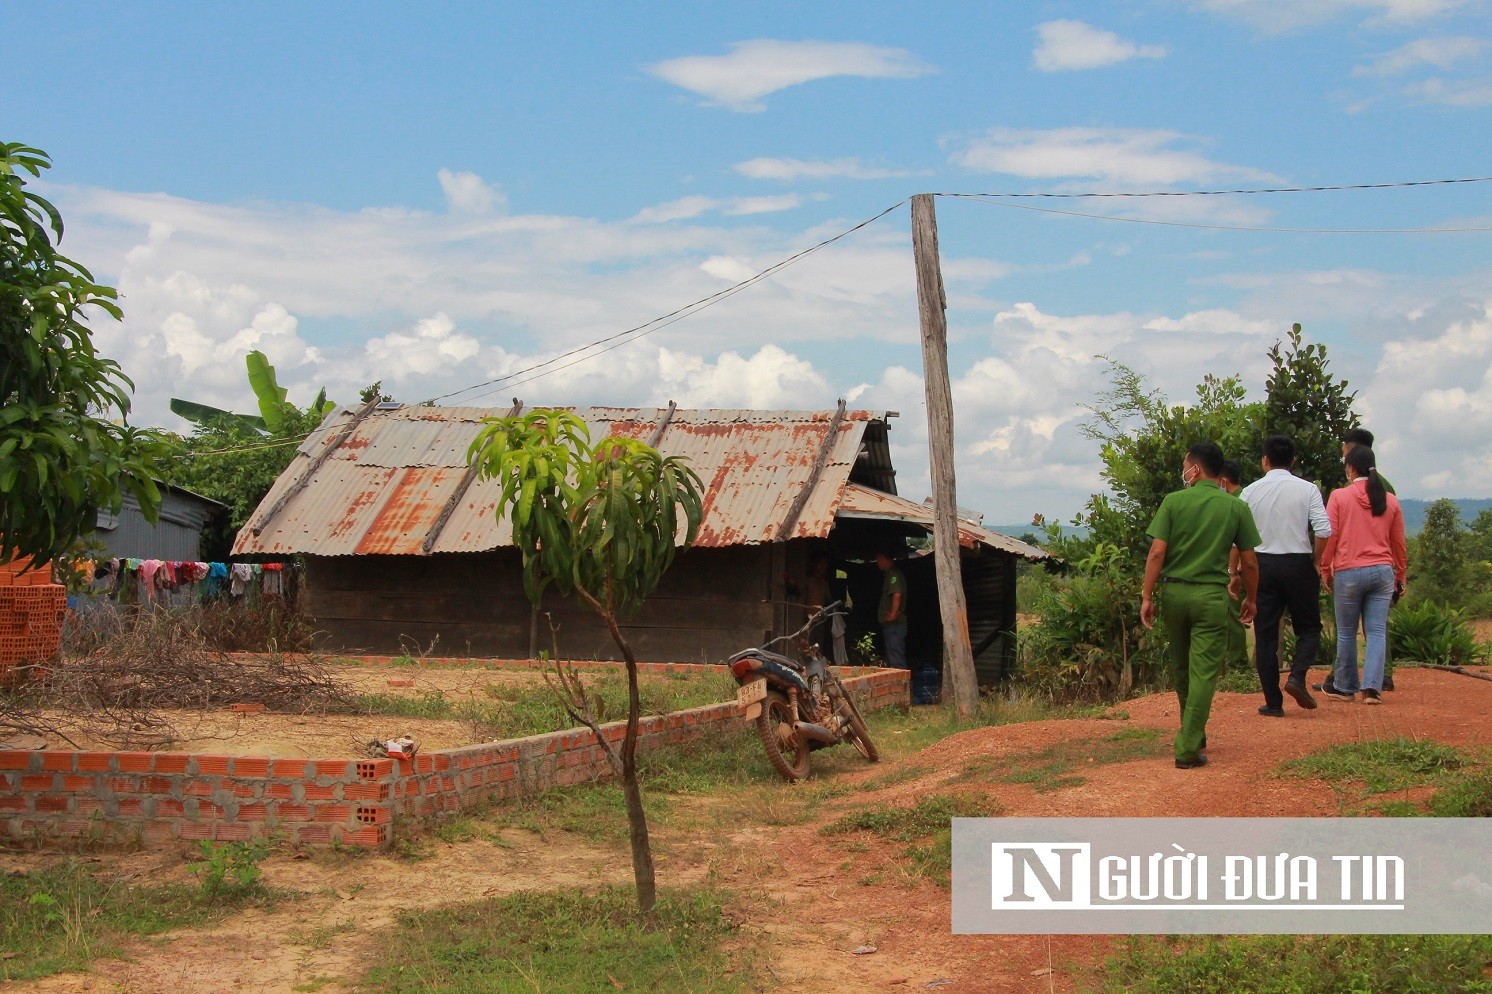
[727,601,879,782]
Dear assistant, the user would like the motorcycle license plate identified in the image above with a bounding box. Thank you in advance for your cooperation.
[737,679,767,711]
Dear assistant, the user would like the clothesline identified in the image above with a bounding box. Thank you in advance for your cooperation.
[82,558,297,605]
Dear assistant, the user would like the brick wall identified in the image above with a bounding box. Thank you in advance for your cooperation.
[0,664,908,849]
[0,561,65,687]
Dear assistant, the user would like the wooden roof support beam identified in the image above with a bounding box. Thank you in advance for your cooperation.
[646,400,677,449]
[250,397,383,537]
[774,398,846,543]
[420,398,523,554]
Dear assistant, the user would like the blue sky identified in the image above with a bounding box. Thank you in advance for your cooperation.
[7,0,1492,522]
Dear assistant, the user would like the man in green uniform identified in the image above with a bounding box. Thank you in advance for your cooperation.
[875,551,909,670]
[1219,460,1251,677]
[1141,442,1262,769]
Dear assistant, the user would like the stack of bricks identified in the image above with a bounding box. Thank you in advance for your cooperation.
[0,559,66,687]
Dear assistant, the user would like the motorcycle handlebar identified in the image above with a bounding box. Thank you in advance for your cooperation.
[759,599,845,651]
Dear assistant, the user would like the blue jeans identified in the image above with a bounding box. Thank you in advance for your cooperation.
[1332,564,1394,693]
[882,620,909,670]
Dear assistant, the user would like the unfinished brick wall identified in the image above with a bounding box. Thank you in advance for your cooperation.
[0,665,908,849]
[0,560,65,687]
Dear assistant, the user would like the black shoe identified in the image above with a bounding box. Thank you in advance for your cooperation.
[1362,689,1382,705]
[1383,675,1395,691]
[1284,680,1317,710]
[1323,684,1356,702]
[1175,755,1209,769]
[1258,706,1285,717]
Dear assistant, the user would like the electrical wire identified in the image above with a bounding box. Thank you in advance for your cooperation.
[935,175,1492,199]
[958,195,1492,233]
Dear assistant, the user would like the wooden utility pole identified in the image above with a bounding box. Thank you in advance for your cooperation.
[910,193,978,720]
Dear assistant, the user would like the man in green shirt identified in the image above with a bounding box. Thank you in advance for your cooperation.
[875,551,909,670]
[1141,442,1262,768]
[1219,460,1251,678]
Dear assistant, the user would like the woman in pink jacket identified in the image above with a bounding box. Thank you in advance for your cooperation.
[1318,445,1407,705]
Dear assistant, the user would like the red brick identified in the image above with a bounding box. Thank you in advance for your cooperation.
[0,751,32,770]
[215,823,251,841]
[313,759,352,778]
[179,822,213,840]
[144,776,174,794]
[342,825,388,847]
[185,782,215,796]
[74,798,105,817]
[61,775,95,792]
[342,782,386,800]
[296,824,331,844]
[237,803,269,821]
[230,757,271,778]
[314,804,351,823]
[117,798,145,817]
[274,804,312,821]
[356,758,393,780]
[230,783,261,799]
[35,796,69,813]
[0,796,30,813]
[355,805,391,825]
[40,753,75,772]
[106,777,140,793]
[76,752,112,773]
[195,755,231,775]
[155,799,185,817]
[196,802,224,819]
[19,774,54,791]
[115,752,152,773]
[153,754,190,774]
[302,784,336,801]
[270,760,310,778]
[265,783,294,800]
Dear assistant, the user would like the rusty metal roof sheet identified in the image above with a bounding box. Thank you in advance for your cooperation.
[234,404,886,556]
[835,484,1049,560]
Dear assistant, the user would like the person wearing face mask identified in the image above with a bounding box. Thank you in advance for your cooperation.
[1141,442,1262,769]
[1318,445,1407,705]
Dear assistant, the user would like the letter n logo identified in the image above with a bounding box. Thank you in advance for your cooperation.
[992,843,1091,909]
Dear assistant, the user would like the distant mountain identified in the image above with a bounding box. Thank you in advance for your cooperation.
[1397,498,1492,536]
[993,498,1492,543]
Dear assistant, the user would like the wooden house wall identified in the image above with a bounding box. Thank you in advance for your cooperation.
[304,545,782,663]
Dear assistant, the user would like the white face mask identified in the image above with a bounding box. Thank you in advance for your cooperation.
[1180,465,1195,487]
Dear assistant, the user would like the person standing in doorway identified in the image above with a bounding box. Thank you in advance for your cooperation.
[1240,435,1330,717]
[1341,428,1398,690]
[1218,461,1251,679]
[875,550,908,670]
[1319,446,1407,705]
[1141,442,1261,769]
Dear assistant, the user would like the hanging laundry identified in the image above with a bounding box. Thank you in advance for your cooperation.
[206,562,228,598]
[262,562,285,597]
[229,563,253,598]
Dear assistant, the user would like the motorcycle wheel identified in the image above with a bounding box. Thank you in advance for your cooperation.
[830,675,880,763]
[757,691,810,782]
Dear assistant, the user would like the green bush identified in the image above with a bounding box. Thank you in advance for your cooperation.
[1015,544,1169,701]
[1388,600,1489,666]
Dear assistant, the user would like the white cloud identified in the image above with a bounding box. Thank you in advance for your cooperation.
[363,313,481,378]
[950,127,1278,187]
[1403,75,1492,105]
[655,344,832,408]
[1188,0,1467,32]
[1353,35,1487,75]
[437,169,505,214]
[1032,20,1167,72]
[629,193,803,223]
[646,40,933,112]
[724,194,803,216]
[733,157,919,181]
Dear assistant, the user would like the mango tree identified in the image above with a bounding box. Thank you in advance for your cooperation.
[468,410,703,912]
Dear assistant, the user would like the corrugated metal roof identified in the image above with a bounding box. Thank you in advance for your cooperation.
[836,484,1049,561]
[234,404,884,556]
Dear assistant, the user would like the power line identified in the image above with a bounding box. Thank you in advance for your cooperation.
[935,175,1492,199]
[959,195,1492,233]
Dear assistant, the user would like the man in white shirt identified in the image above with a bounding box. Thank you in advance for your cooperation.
[1239,435,1331,716]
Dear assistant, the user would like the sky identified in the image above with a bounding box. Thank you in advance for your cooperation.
[6,0,1492,525]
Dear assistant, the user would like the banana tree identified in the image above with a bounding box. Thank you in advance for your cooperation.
[169,350,336,433]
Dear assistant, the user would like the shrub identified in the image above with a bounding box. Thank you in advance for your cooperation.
[1388,600,1488,666]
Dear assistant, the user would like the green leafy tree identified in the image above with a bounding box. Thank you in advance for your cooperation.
[1262,323,1358,493]
[468,410,703,913]
[1,142,167,567]
[1052,360,1263,562]
[1413,498,1466,605]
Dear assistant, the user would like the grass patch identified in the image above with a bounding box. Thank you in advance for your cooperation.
[1094,934,1492,994]
[862,764,933,791]
[957,727,1164,793]
[1427,767,1492,816]
[0,859,277,982]
[822,792,1005,885]
[357,886,749,994]
[1279,738,1466,794]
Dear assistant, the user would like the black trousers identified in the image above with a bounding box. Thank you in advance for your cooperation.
[1254,553,1323,709]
